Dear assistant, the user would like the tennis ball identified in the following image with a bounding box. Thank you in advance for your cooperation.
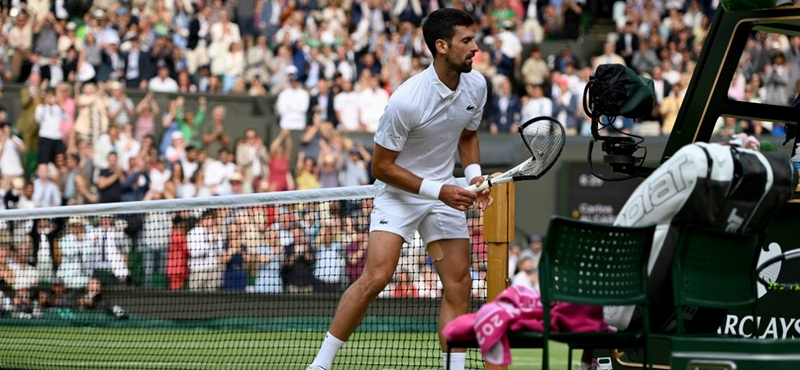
[721,0,776,11]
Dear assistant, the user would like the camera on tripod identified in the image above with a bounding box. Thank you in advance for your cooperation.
[583,64,656,181]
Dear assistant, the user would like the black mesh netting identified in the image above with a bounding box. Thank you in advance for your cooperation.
[0,188,488,370]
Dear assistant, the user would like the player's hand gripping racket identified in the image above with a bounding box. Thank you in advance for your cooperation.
[467,116,566,192]
[757,248,800,291]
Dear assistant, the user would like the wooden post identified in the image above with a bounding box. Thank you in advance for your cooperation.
[482,182,515,370]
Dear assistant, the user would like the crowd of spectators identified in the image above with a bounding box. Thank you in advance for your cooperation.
[0,199,489,317]
[1,0,800,313]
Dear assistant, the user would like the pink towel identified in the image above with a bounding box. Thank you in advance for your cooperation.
[443,285,612,366]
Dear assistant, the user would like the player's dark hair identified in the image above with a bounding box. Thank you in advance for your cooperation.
[422,9,474,59]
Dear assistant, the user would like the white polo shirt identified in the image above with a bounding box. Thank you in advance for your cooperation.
[374,64,486,188]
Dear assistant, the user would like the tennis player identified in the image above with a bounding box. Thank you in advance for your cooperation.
[307,8,490,370]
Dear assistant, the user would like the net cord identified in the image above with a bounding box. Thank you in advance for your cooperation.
[0,185,375,221]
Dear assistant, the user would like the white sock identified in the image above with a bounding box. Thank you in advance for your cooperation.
[310,332,345,370]
[442,352,466,370]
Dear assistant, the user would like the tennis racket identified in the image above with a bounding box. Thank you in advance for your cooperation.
[756,248,800,291]
[466,116,566,192]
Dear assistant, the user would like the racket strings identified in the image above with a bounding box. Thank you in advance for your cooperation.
[761,262,781,283]
[519,119,565,176]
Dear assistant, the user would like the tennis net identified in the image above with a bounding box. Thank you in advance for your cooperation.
[0,185,487,370]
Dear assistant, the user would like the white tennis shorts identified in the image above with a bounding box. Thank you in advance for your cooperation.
[369,183,469,245]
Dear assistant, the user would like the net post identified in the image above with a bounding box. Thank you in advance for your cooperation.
[482,182,514,370]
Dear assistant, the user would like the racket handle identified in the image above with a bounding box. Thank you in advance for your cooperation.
[466,182,490,192]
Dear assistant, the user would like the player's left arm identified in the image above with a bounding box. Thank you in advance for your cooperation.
[458,129,492,210]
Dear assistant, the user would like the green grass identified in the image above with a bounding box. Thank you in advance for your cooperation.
[0,327,571,370]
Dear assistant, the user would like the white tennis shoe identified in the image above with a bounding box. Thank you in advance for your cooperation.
[305,366,328,370]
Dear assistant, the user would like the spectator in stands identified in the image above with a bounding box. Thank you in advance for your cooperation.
[345,230,367,285]
[616,21,640,67]
[121,36,149,89]
[553,77,580,135]
[0,244,13,288]
[94,123,123,170]
[57,216,91,289]
[632,40,660,75]
[246,35,273,86]
[118,124,141,165]
[520,84,553,124]
[203,148,235,191]
[417,265,442,298]
[592,42,627,72]
[34,88,66,163]
[511,252,539,291]
[391,268,419,298]
[200,105,231,159]
[67,173,99,205]
[764,52,793,107]
[164,213,189,290]
[47,277,70,307]
[56,83,76,141]
[295,153,321,190]
[660,81,684,135]
[9,11,33,81]
[181,167,212,198]
[339,144,371,187]
[133,93,159,143]
[74,83,109,146]
[32,163,61,207]
[0,121,26,180]
[276,65,310,131]
[78,277,103,310]
[187,210,221,291]
[208,9,241,61]
[90,214,130,285]
[220,220,248,292]
[122,156,150,202]
[165,130,187,165]
[489,78,521,134]
[318,155,341,189]
[105,81,135,127]
[17,72,43,165]
[175,97,205,149]
[314,226,344,292]
[9,239,37,290]
[255,226,283,293]
[333,79,362,132]
[553,46,581,74]
[61,152,80,200]
[359,75,389,132]
[8,180,36,213]
[97,151,124,203]
[265,129,294,192]
[283,227,316,293]
[29,218,62,285]
[507,242,522,279]
[520,47,548,87]
[237,128,269,191]
[148,64,179,93]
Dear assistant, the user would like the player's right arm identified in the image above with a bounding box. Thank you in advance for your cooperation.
[372,144,476,211]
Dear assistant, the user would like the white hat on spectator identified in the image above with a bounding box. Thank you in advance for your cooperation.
[171,131,184,140]
[92,9,106,19]
[285,65,298,76]
[66,22,77,31]
[230,172,244,183]
[107,80,123,91]
[67,216,86,227]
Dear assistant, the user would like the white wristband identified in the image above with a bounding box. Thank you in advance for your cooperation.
[419,179,443,200]
[464,164,482,183]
